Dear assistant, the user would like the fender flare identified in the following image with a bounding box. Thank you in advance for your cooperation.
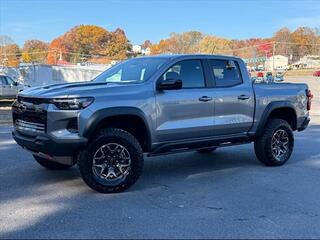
[255,101,297,136]
[82,107,152,150]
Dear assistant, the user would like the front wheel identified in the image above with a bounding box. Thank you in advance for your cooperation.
[78,128,144,193]
[254,119,294,166]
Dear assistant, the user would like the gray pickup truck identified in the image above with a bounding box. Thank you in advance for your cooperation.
[12,55,312,193]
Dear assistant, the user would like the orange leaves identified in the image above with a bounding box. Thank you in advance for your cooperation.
[0,44,21,67]
[104,28,131,60]
[22,40,48,63]
[47,37,66,65]
[46,25,130,63]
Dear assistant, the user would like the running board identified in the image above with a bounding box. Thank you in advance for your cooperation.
[148,135,250,157]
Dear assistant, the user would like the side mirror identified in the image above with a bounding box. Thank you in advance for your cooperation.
[157,79,182,90]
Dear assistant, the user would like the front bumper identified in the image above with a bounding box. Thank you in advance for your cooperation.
[12,130,87,165]
[298,116,310,132]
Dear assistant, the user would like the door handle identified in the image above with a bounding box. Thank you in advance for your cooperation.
[199,96,213,102]
[238,94,250,100]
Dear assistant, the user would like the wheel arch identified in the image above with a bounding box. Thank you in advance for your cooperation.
[256,101,297,137]
[82,107,152,152]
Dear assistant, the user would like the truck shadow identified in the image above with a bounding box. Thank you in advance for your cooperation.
[1,124,320,238]
[1,124,320,198]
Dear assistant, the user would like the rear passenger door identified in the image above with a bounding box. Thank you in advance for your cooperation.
[207,59,254,135]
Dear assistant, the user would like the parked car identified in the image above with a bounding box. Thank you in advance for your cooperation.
[313,70,320,77]
[0,74,24,99]
[12,55,311,193]
[265,72,274,83]
[254,71,264,83]
[274,72,285,82]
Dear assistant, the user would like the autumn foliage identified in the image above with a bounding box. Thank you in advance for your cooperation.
[22,40,48,64]
[150,27,320,62]
[47,25,131,64]
[1,25,319,67]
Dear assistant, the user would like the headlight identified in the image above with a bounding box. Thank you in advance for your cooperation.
[51,97,94,110]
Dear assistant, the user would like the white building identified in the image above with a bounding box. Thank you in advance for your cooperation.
[299,55,320,68]
[141,47,151,56]
[132,45,142,53]
[264,55,289,71]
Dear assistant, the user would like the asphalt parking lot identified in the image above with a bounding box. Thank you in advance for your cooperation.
[0,76,319,238]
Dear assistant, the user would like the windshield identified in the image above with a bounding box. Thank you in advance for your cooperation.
[94,58,168,83]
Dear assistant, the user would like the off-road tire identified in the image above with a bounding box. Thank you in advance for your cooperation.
[78,128,144,193]
[254,118,294,166]
[33,155,74,170]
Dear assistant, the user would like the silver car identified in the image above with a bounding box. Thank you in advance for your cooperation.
[0,75,22,99]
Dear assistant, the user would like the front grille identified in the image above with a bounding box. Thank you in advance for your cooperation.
[12,97,48,133]
[15,119,45,133]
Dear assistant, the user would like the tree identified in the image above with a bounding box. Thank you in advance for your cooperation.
[199,36,231,54]
[0,35,14,47]
[104,28,131,60]
[47,37,67,65]
[62,25,110,62]
[0,43,21,67]
[65,25,109,54]
[150,31,203,54]
[22,40,48,63]
[291,27,318,60]
[141,40,152,49]
[230,38,271,59]
[0,36,21,67]
[273,27,292,56]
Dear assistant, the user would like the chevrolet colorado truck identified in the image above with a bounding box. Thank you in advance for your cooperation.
[12,55,312,193]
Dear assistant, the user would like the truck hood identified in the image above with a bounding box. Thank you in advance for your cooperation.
[19,81,127,98]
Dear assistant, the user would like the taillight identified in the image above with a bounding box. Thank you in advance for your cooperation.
[306,89,313,111]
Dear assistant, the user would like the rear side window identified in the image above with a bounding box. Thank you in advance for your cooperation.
[208,60,242,87]
[163,60,205,88]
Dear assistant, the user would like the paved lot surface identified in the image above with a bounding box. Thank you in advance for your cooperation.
[0,76,319,238]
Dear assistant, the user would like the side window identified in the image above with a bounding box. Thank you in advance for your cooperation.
[208,60,242,87]
[0,76,8,85]
[163,60,205,88]
[6,76,14,85]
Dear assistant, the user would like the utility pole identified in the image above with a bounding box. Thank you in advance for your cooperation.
[59,49,63,61]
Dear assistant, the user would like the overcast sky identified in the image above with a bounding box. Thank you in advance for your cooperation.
[1,0,319,46]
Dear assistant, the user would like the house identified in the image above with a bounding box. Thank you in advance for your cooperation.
[264,55,288,71]
[141,47,151,56]
[132,45,142,53]
[299,55,320,68]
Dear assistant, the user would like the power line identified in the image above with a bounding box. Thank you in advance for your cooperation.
[0,41,319,58]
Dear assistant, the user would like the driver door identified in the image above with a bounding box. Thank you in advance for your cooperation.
[155,59,214,142]
[4,76,18,98]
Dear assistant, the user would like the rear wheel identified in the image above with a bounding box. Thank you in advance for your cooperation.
[78,128,144,193]
[33,155,74,170]
[197,147,217,154]
[254,119,294,166]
